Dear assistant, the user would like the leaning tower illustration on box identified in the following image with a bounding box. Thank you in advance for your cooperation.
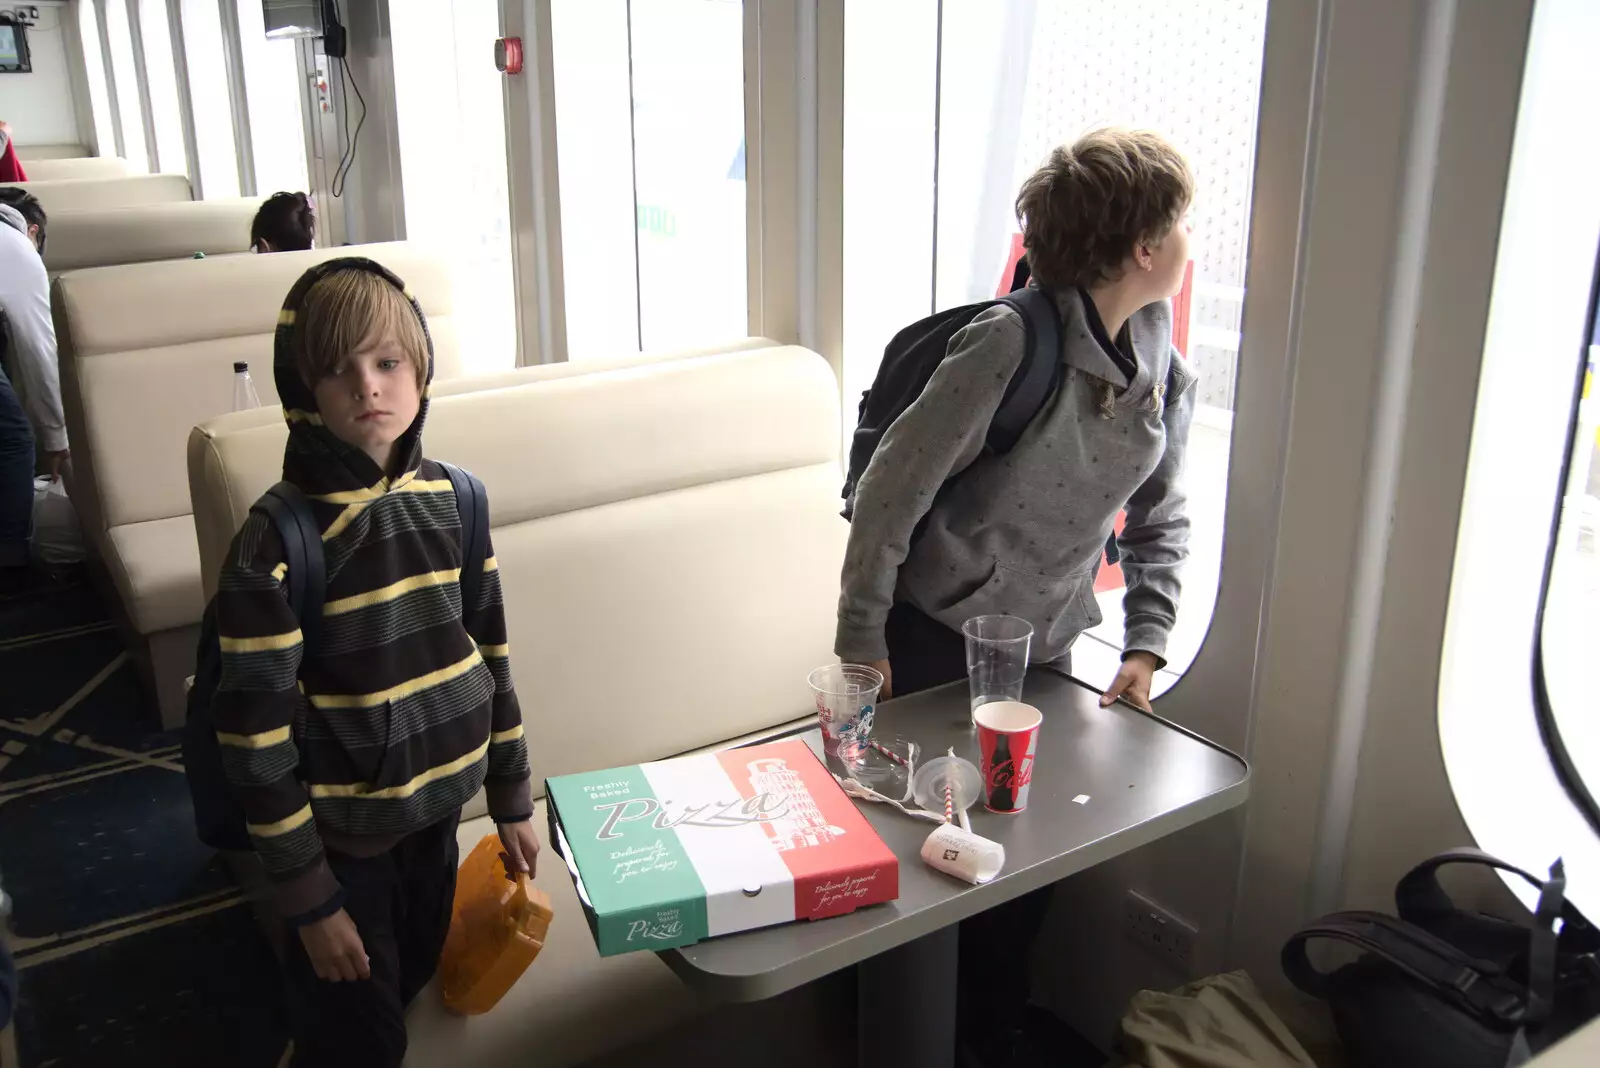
[746,757,847,852]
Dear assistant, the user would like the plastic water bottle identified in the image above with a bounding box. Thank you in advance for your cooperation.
[232,361,261,411]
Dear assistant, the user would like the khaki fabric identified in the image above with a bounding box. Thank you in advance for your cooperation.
[44,198,260,273]
[24,157,135,182]
[1113,972,1317,1068]
[2,174,192,212]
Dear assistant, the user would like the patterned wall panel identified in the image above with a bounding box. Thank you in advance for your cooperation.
[1013,0,1267,410]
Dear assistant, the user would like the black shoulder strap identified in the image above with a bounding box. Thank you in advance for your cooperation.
[437,461,491,620]
[1396,848,1599,952]
[255,481,324,638]
[990,285,1062,455]
[1282,909,1529,1025]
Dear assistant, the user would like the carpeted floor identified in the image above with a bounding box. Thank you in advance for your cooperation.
[1,573,289,1067]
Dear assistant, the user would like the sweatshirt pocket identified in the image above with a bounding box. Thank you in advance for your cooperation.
[359,700,401,790]
[992,560,1101,645]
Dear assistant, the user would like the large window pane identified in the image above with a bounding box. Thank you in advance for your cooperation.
[139,0,187,175]
[551,0,746,361]
[103,0,149,171]
[180,0,240,197]
[1541,293,1600,785]
[235,0,308,196]
[78,0,118,155]
[844,0,1267,697]
[392,0,515,372]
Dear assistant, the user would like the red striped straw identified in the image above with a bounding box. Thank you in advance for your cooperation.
[943,781,954,824]
[868,739,909,767]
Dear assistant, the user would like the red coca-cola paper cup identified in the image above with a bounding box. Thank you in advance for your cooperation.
[973,701,1041,813]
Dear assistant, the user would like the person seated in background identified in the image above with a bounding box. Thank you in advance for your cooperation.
[251,191,316,253]
[211,259,536,1067]
[0,121,27,183]
[836,127,1198,1067]
[0,189,66,478]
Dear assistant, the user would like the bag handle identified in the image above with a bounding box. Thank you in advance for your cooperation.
[1282,909,1529,1025]
[256,481,324,642]
[437,461,490,622]
[1396,849,1599,952]
[991,286,1061,454]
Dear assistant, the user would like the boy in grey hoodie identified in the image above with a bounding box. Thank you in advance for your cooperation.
[838,127,1197,712]
[837,128,1197,1066]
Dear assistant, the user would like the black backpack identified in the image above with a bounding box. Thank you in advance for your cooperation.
[182,461,490,851]
[1283,849,1600,1068]
[842,285,1063,522]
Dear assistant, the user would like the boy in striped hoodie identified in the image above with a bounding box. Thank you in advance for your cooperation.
[211,259,535,1066]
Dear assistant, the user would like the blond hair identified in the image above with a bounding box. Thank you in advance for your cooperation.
[1014,127,1194,291]
[291,268,429,389]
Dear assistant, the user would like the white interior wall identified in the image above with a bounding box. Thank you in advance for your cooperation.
[0,1,83,148]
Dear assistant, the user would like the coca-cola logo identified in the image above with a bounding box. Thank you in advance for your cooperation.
[987,758,1033,792]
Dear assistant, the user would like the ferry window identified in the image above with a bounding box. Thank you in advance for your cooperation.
[550,0,748,361]
[103,0,149,171]
[179,0,240,198]
[1541,292,1600,791]
[234,0,309,196]
[77,0,118,156]
[138,0,187,176]
[843,0,1267,697]
[392,0,515,372]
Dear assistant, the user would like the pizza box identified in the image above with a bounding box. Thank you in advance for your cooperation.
[546,736,900,957]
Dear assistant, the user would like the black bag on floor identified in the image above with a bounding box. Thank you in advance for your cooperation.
[181,463,490,851]
[1283,849,1600,1068]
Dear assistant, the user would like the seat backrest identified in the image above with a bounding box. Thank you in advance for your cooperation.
[43,198,261,273]
[56,241,465,548]
[17,144,89,160]
[24,157,136,182]
[188,346,847,790]
[2,174,192,211]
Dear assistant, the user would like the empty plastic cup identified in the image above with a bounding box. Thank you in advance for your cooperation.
[963,614,1033,723]
[807,663,884,765]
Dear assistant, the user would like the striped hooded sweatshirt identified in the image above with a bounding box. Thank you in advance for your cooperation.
[211,258,532,922]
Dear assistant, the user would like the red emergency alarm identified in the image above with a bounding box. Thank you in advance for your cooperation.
[494,37,524,76]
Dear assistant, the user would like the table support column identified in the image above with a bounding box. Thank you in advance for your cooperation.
[857,924,960,1068]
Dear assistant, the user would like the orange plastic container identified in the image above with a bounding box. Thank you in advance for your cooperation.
[439,834,553,1015]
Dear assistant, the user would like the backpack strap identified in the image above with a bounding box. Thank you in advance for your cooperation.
[255,481,324,639]
[1282,909,1530,1025]
[1396,848,1600,953]
[437,461,491,620]
[991,286,1062,454]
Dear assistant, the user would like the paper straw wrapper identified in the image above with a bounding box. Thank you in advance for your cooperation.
[920,823,1005,885]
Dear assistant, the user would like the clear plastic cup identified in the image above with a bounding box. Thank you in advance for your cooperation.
[807,663,884,765]
[963,614,1033,723]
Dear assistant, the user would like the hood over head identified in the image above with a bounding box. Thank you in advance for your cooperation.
[272,257,434,494]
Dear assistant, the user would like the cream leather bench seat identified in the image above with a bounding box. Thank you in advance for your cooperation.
[2,173,192,212]
[16,143,89,160]
[24,156,136,182]
[44,198,260,273]
[54,243,467,726]
[188,346,848,1066]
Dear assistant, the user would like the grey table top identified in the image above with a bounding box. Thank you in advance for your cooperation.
[661,668,1250,1002]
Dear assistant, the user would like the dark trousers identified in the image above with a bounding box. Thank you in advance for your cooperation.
[284,811,461,1068]
[884,602,1055,1039]
[0,363,33,569]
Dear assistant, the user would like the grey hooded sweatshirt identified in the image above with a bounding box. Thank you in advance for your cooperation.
[835,287,1197,667]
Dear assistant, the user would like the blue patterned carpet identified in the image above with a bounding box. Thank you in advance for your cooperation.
[1,574,289,1067]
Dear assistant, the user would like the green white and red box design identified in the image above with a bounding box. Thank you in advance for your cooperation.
[546,738,900,957]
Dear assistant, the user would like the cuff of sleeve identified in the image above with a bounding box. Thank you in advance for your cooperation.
[275,859,343,925]
[486,777,534,824]
[835,620,890,664]
[38,426,68,454]
[1123,620,1170,670]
